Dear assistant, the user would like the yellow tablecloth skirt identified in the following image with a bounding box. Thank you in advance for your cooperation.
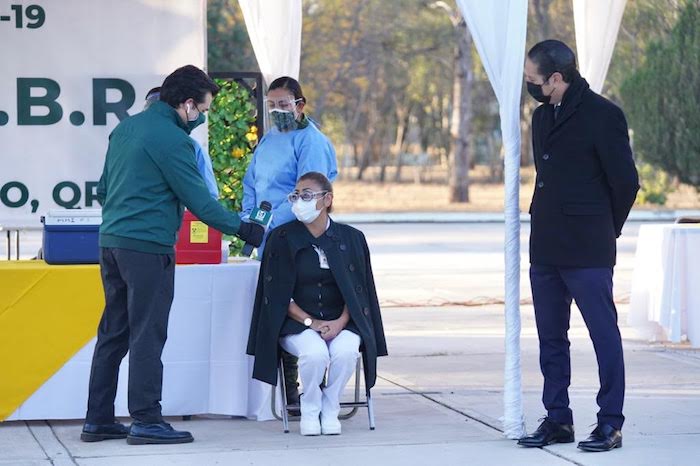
[0,261,104,420]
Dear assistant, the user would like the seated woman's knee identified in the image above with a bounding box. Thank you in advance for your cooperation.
[330,345,359,364]
[299,347,330,367]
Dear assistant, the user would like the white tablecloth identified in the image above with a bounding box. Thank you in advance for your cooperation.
[8,261,274,421]
[629,224,700,346]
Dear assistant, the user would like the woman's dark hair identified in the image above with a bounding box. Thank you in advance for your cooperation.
[268,76,306,104]
[299,171,333,213]
[160,65,220,108]
[145,87,161,100]
[527,40,580,83]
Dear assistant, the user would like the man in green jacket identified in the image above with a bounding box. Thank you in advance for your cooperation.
[81,65,263,445]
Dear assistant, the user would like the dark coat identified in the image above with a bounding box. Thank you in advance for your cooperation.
[247,219,388,391]
[529,77,639,268]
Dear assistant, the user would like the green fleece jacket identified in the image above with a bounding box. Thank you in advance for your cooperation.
[96,101,241,254]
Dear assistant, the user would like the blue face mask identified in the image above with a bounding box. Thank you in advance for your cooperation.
[269,109,298,132]
[186,112,206,134]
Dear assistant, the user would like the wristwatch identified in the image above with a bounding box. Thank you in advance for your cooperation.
[303,317,313,327]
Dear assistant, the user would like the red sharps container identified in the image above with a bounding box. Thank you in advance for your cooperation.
[175,210,223,264]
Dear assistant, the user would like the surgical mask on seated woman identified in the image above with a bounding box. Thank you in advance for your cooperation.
[289,191,327,224]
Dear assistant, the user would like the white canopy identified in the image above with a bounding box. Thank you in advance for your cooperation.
[238,0,302,87]
[574,0,628,93]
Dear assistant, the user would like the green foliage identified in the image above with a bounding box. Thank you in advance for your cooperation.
[207,0,258,72]
[637,162,674,205]
[621,0,700,188]
[208,79,258,253]
[606,0,682,102]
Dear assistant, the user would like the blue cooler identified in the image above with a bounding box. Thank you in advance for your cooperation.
[42,209,102,264]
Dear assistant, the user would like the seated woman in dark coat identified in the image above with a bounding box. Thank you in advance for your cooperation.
[247,172,387,436]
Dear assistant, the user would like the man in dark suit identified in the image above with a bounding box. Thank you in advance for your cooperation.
[517,40,639,453]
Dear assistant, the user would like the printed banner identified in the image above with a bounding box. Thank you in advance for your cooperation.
[0,0,207,226]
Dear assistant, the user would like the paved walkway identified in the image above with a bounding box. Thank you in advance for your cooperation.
[3,304,699,466]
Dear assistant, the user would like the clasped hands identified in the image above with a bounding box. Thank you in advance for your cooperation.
[310,318,345,341]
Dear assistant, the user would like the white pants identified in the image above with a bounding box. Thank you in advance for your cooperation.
[280,329,360,420]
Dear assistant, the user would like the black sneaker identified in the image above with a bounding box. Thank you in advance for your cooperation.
[127,421,194,445]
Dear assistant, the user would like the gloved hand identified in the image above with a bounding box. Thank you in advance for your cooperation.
[236,221,265,247]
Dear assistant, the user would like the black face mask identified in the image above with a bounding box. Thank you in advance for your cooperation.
[527,75,554,104]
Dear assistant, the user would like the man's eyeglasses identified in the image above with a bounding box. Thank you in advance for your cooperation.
[287,191,328,203]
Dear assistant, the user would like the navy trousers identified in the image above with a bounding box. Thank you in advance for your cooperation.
[530,265,625,430]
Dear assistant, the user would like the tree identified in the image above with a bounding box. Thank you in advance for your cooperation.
[430,2,474,202]
[605,0,683,103]
[207,0,258,72]
[448,17,473,202]
[301,0,456,184]
[621,0,700,187]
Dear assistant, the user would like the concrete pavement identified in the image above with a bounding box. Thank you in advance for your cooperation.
[3,304,700,465]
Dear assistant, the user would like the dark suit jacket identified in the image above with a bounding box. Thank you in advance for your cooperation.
[247,219,388,391]
[529,77,639,267]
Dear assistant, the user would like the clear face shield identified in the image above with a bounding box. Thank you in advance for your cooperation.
[265,97,303,131]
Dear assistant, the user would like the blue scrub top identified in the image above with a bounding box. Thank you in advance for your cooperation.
[241,119,338,254]
[192,138,219,200]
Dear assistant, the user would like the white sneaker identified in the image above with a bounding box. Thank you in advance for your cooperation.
[321,416,341,435]
[300,416,321,436]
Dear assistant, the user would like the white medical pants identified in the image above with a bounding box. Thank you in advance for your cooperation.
[280,329,360,420]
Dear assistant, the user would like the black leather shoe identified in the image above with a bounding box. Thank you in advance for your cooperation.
[127,421,194,445]
[517,418,575,447]
[81,422,129,442]
[577,424,622,452]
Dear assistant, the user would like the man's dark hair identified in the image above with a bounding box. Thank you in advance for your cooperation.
[527,40,580,83]
[298,171,333,213]
[160,65,219,108]
[268,76,306,104]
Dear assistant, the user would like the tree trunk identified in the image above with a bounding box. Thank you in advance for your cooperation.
[448,18,473,203]
[530,0,552,42]
[356,131,373,181]
[356,104,377,181]
[392,104,411,182]
[377,128,389,183]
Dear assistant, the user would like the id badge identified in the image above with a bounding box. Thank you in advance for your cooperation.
[313,245,330,269]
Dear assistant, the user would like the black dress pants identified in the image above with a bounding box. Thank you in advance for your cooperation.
[85,247,175,424]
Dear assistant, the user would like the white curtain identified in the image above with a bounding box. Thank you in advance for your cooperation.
[456,0,528,439]
[573,0,627,93]
[238,0,302,87]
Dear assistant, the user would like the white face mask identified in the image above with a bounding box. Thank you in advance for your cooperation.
[292,198,323,224]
